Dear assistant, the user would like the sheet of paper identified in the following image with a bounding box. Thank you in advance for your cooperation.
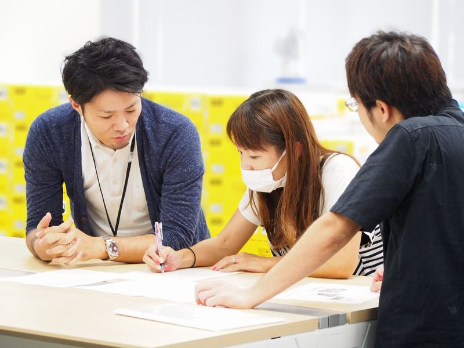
[115,303,285,331]
[79,278,196,303]
[79,268,239,303]
[138,279,196,302]
[0,269,121,288]
[78,279,149,297]
[273,283,380,304]
[0,268,34,279]
[121,268,240,282]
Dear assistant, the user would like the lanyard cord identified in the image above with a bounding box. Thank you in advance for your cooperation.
[88,136,136,237]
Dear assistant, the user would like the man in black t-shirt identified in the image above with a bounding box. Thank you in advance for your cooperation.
[334,32,464,347]
[333,102,464,347]
[194,31,464,347]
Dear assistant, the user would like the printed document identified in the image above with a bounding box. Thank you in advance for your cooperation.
[274,283,379,304]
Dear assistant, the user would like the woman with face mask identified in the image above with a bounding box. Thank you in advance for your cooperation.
[144,89,383,278]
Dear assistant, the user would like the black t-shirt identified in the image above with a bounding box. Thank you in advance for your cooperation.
[331,100,464,347]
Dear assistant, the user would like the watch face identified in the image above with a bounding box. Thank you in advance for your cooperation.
[107,240,119,258]
[109,241,118,254]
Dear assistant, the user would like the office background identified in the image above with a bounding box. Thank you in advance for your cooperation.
[0,0,463,253]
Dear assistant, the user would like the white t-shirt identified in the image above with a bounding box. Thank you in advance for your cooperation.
[80,118,152,237]
[238,153,383,276]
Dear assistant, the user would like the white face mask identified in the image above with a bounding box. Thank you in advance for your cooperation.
[241,150,287,193]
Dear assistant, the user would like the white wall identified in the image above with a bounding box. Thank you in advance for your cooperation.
[0,0,101,84]
[134,0,245,89]
[1,0,463,97]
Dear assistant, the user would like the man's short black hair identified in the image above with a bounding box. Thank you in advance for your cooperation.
[62,37,148,105]
[346,30,452,119]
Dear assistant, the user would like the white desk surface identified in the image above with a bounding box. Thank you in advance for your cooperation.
[0,236,378,348]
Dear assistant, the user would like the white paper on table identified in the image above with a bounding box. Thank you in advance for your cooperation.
[79,278,197,303]
[273,283,380,304]
[115,303,285,331]
[0,269,34,279]
[78,268,241,303]
[78,279,147,297]
[138,279,196,302]
[0,269,122,288]
[120,268,240,282]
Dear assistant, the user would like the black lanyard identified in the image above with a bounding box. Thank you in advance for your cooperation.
[88,136,136,236]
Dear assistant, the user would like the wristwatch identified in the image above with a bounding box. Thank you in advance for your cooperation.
[103,236,119,260]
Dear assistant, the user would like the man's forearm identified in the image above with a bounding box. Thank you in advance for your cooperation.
[248,212,361,307]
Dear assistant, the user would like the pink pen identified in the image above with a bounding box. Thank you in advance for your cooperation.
[154,222,165,273]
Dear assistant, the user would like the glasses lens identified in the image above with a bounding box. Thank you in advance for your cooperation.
[345,97,358,112]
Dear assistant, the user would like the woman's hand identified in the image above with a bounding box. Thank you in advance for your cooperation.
[143,244,180,272]
[211,252,278,273]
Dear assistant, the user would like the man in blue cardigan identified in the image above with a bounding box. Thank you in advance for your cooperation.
[24,38,209,265]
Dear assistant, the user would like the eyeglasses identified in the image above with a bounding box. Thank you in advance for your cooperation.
[345,97,358,112]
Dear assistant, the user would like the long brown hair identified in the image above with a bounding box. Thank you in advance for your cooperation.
[227,89,343,250]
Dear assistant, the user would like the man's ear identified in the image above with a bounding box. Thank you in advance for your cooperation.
[69,97,83,116]
[376,100,392,124]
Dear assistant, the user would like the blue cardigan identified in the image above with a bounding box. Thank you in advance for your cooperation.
[24,98,210,249]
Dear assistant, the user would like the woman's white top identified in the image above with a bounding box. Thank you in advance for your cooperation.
[238,153,383,276]
[239,153,359,225]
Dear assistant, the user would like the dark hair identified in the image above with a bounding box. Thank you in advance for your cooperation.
[62,37,148,105]
[227,89,352,250]
[346,30,452,119]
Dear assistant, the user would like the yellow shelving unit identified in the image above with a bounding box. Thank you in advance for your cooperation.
[0,84,363,257]
[0,85,70,237]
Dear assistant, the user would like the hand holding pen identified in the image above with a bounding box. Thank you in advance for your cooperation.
[154,222,165,273]
[143,242,183,273]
